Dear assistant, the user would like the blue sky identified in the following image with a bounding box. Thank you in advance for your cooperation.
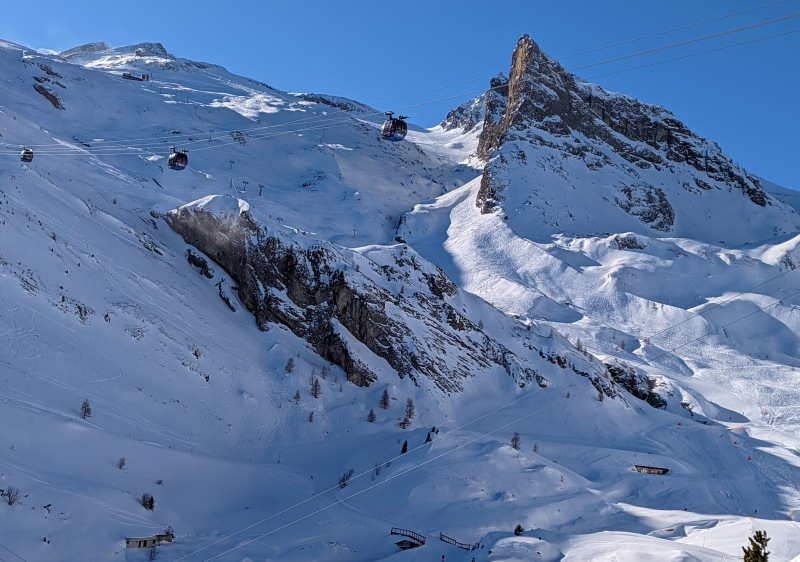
[2,0,798,188]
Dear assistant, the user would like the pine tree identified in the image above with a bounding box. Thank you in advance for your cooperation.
[379,388,390,409]
[425,431,432,443]
[284,358,295,373]
[367,408,376,423]
[308,411,314,422]
[511,432,521,450]
[514,524,524,536]
[139,492,155,510]
[310,376,321,399]
[405,397,415,420]
[293,390,301,404]
[743,530,770,562]
[80,398,92,419]
[401,440,408,454]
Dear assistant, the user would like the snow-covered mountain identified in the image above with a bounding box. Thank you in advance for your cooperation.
[1,36,799,561]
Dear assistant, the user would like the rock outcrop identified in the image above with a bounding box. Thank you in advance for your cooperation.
[167,196,553,392]
[441,74,508,135]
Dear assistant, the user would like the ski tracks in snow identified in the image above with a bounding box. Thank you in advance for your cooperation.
[0,458,160,530]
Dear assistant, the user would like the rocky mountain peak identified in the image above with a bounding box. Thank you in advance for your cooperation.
[59,42,111,59]
[477,35,574,160]
[129,42,171,57]
[472,34,789,239]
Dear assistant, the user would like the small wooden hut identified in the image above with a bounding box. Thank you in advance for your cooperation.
[125,531,174,549]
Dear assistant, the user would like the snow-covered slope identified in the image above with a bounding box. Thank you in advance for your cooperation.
[1,37,799,562]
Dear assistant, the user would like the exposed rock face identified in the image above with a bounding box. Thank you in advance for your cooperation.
[441,74,508,135]
[605,363,666,409]
[59,42,111,59]
[60,41,218,73]
[296,93,372,114]
[167,196,550,392]
[615,184,674,232]
[473,35,781,233]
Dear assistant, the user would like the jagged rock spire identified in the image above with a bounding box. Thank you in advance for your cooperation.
[475,34,772,223]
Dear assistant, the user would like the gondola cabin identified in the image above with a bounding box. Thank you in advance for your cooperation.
[380,112,408,142]
[168,147,188,170]
[20,148,34,162]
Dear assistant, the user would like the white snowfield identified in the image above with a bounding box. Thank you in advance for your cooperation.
[0,39,798,561]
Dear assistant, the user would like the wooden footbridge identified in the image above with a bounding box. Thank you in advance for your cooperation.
[390,527,426,549]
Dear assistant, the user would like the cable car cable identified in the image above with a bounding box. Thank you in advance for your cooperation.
[556,0,798,60]
[8,12,799,157]
[356,0,800,108]
[5,13,798,160]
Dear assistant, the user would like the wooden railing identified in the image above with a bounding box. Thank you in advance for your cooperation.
[390,527,426,545]
[440,532,478,551]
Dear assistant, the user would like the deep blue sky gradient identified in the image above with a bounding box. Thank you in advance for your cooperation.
[3,0,798,188]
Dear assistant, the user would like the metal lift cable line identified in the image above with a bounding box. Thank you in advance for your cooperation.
[361,0,799,107]
[8,10,799,155]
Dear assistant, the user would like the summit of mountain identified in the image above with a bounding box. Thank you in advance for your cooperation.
[438,35,800,245]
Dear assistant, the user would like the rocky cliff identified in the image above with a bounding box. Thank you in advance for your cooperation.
[165,196,596,393]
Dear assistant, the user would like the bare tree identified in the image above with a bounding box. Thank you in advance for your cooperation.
[511,432,521,450]
[293,390,301,404]
[147,545,160,561]
[2,486,20,506]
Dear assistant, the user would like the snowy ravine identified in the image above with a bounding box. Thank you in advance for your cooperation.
[0,37,799,562]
